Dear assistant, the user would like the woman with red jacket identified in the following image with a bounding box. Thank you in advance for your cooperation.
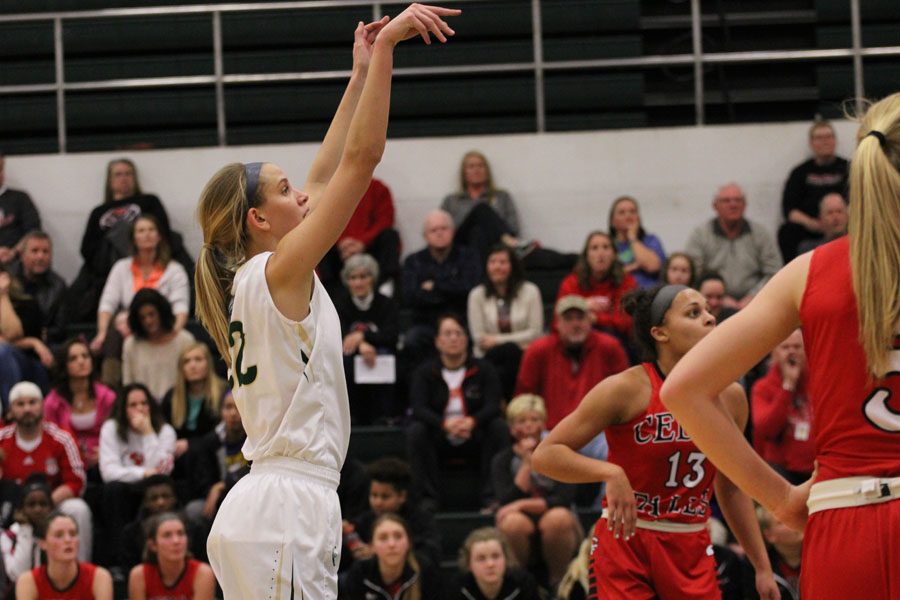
[556,231,637,341]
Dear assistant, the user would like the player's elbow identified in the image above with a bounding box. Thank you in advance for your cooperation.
[343,140,384,172]
[659,377,689,411]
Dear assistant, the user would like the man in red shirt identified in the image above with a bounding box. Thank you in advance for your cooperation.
[515,296,629,429]
[0,382,93,561]
[751,329,815,484]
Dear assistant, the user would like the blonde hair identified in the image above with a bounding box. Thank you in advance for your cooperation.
[458,527,517,573]
[505,393,547,425]
[848,93,900,377]
[194,163,261,367]
[556,537,591,599]
[169,342,225,429]
[458,150,495,195]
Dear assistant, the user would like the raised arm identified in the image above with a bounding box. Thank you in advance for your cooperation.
[266,5,459,297]
[303,16,389,209]
[660,255,811,529]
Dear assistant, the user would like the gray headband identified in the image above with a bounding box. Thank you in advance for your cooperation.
[243,162,263,207]
[650,284,689,326]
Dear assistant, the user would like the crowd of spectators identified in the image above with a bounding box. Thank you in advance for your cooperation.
[0,119,841,597]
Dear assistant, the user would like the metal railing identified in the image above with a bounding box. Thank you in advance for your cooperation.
[1,0,898,152]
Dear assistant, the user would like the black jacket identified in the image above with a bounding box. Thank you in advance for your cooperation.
[452,568,541,600]
[341,554,441,600]
[333,291,399,350]
[0,188,41,249]
[401,245,481,326]
[352,504,441,568]
[409,356,501,430]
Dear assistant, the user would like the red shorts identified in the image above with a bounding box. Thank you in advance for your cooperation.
[801,499,900,600]
[588,518,721,600]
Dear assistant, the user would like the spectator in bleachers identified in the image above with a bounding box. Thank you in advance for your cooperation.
[0,476,52,591]
[778,119,849,262]
[756,506,802,600]
[334,254,399,425]
[467,244,543,400]
[516,296,628,429]
[0,267,52,408]
[556,538,591,600]
[344,457,441,570]
[184,391,248,526]
[661,252,696,287]
[686,183,782,309]
[43,338,116,473]
[70,159,174,323]
[406,314,508,510]
[452,527,541,600]
[91,215,190,386]
[341,513,441,600]
[120,475,181,573]
[441,151,533,262]
[318,179,402,297]
[0,153,41,267]
[491,394,580,588]
[751,330,814,485]
[401,210,481,365]
[0,382,93,562]
[122,289,195,402]
[98,383,176,571]
[556,231,637,343]
[796,192,848,254]
[697,272,737,324]
[608,196,665,288]
[14,510,112,600]
[127,512,216,600]
[160,342,225,460]
[9,231,67,344]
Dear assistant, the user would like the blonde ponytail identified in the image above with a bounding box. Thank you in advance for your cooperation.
[194,163,258,368]
[848,93,900,378]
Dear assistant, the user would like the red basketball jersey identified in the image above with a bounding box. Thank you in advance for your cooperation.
[604,363,717,523]
[799,236,900,482]
[143,559,201,600]
[32,562,96,599]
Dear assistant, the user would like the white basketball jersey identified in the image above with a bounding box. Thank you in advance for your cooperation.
[227,252,350,471]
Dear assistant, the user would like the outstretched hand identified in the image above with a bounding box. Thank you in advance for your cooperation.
[352,16,390,72]
[379,3,460,46]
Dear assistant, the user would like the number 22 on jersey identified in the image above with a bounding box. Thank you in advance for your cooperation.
[228,320,257,388]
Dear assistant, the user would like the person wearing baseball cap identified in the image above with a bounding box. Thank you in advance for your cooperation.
[514,296,629,429]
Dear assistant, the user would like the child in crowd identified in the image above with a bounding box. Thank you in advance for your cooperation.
[121,475,196,572]
[0,477,52,595]
[342,457,441,570]
[491,394,581,588]
[452,527,541,600]
[340,513,441,600]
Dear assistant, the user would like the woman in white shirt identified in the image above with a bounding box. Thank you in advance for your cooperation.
[467,244,543,398]
[90,215,189,356]
[98,383,176,571]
